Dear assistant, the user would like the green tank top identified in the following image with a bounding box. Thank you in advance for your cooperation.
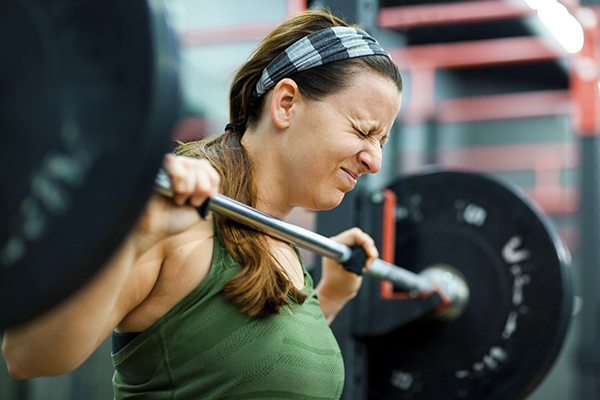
[111,224,345,399]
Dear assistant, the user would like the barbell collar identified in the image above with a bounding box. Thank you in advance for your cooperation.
[367,259,435,292]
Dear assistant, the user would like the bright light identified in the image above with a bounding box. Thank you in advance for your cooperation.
[523,0,548,10]
[525,0,585,54]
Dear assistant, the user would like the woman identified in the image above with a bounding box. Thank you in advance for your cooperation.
[2,9,402,399]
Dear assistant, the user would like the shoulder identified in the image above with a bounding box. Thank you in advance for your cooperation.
[116,217,216,332]
[268,238,305,291]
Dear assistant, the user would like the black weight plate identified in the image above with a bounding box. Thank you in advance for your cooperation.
[0,0,180,329]
[367,170,573,400]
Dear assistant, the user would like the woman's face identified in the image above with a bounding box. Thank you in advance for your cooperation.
[279,69,402,211]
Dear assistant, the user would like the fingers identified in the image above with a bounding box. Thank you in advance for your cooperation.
[319,227,373,312]
[162,154,221,207]
[330,227,379,265]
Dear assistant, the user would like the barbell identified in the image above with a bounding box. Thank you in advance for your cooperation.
[156,168,574,400]
[155,168,467,305]
[0,1,574,399]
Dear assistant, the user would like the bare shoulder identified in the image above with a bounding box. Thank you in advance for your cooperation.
[116,216,215,332]
[268,238,305,291]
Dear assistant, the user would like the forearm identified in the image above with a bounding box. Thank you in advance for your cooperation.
[315,280,359,325]
[315,228,374,325]
[1,237,138,379]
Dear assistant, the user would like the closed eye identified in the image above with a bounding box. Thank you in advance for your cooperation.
[356,129,369,138]
[357,129,388,149]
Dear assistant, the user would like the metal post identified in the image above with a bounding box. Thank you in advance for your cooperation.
[577,136,600,399]
[572,7,600,400]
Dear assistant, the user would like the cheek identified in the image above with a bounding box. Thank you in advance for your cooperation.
[293,106,357,165]
[290,158,335,194]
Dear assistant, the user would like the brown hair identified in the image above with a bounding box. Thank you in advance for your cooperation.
[175,9,402,317]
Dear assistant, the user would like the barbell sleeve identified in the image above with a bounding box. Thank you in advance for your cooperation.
[154,169,435,293]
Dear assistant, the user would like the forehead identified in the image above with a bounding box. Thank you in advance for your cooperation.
[330,71,402,123]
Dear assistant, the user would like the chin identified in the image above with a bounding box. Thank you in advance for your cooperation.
[311,193,346,211]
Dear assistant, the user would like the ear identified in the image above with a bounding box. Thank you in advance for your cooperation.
[270,78,301,129]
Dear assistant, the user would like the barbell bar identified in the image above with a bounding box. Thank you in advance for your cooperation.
[154,169,451,297]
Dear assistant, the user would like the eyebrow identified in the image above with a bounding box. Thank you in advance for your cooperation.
[352,119,390,143]
[352,119,377,133]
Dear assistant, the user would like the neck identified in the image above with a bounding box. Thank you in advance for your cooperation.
[242,127,293,221]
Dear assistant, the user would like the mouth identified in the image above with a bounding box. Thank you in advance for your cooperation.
[341,168,359,189]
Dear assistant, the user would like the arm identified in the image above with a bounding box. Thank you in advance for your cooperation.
[314,227,378,325]
[2,235,144,379]
[1,154,221,379]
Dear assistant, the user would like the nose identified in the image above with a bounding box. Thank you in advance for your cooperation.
[358,145,382,174]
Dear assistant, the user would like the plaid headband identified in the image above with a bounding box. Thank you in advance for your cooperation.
[254,26,391,98]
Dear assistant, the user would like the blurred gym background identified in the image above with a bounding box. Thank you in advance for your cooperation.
[1,0,600,399]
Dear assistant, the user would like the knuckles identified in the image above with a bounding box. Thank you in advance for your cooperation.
[162,154,221,201]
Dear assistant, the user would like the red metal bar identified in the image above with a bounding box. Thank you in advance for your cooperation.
[380,189,397,264]
[388,36,568,70]
[379,189,406,299]
[436,90,573,123]
[403,67,436,124]
[378,0,534,29]
[439,143,579,214]
[180,1,306,48]
[436,142,579,172]
[287,0,306,15]
[180,21,281,47]
[170,117,208,142]
[398,146,579,216]
[523,186,580,215]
